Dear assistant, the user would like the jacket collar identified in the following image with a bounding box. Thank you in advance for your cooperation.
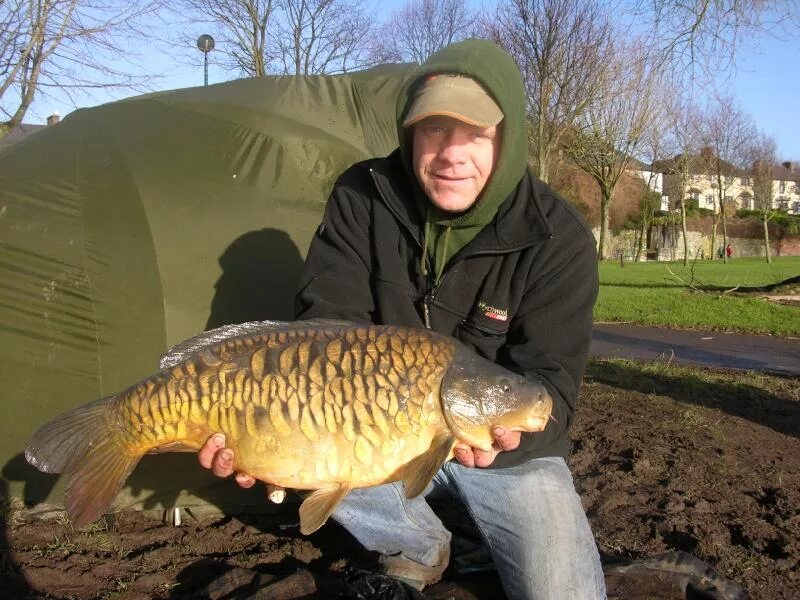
[369,149,553,255]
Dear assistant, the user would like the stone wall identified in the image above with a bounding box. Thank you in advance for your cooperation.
[593,227,800,260]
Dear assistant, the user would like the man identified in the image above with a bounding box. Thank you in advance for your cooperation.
[199,39,605,598]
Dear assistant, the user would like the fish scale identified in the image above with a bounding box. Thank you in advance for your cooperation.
[25,319,553,535]
[119,328,445,454]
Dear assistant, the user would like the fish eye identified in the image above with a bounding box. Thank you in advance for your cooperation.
[500,380,512,393]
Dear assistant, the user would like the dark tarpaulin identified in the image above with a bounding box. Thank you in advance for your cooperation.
[0,64,413,515]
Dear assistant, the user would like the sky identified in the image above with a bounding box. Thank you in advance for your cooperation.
[22,1,800,161]
[724,32,800,160]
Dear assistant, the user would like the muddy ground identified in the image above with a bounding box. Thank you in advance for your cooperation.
[1,360,798,600]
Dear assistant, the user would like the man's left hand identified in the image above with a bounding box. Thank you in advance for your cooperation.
[453,426,520,468]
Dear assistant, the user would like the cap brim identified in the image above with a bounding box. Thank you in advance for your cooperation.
[402,75,504,128]
[403,109,501,128]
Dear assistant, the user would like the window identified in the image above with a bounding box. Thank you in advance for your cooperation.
[792,201,800,214]
[778,197,789,210]
[705,194,714,207]
[741,177,751,186]
[779,180,786,193]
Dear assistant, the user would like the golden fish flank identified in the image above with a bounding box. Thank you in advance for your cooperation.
[25,319,553,535]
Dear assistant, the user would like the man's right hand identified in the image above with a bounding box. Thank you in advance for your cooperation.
[198,433,286,502]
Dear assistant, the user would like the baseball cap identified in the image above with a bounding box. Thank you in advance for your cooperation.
[402,74,503,128]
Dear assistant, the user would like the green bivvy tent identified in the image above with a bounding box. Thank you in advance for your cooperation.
[0,64,414,518]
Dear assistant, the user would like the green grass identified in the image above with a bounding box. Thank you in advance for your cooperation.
[595,256,800,335]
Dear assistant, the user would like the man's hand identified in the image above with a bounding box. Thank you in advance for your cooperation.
[198,434,286,502]
[453,426,521,468]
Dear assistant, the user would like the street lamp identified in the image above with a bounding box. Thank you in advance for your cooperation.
[197,34,215,86]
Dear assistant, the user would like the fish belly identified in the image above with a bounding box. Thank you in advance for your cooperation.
[234,425,441,490]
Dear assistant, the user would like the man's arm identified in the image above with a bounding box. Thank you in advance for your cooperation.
[451,237,597,468]
[295,168,375,322]
[501,235,599,456]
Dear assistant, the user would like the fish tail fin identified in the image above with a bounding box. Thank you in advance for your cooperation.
[25,397,141,528]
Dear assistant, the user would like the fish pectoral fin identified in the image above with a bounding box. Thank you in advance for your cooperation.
[298,483,352,535]
[400,434,455,499]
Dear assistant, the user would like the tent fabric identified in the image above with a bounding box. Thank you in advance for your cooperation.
[0,64,415,515]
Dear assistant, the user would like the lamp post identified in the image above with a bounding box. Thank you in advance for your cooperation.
[197,34,215,86]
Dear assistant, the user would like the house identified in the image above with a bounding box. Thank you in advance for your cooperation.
[768,161,800,214]
[650,148,800,216]
[626,157,670,211]
[0,113,59,152]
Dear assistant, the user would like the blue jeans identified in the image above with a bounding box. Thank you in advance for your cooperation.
[332,456,606,599]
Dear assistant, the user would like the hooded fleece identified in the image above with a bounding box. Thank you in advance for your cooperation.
[396,40,529,283]
[296,39,599,467]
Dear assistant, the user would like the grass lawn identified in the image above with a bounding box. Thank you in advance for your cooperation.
[595,256,800,336]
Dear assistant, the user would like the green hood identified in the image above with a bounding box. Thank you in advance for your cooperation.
[395,39,528,281]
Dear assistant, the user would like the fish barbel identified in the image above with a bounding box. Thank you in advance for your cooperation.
[25,319,552,534]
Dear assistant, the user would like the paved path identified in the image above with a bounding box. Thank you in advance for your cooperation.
[591,324,800,377]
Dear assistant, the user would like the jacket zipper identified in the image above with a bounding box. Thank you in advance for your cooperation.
[368,168,551,329]
[422,287,436,328]
[370,168,443,328]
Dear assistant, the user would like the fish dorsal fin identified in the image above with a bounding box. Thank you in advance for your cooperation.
[400,433,455,499]
[298,483,352,535]
[158,318,360,369]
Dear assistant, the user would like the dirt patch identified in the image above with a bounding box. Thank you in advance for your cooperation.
[2,361,798,599]
[760,294,800,308]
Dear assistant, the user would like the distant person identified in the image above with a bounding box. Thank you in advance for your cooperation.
[726,244,733,259]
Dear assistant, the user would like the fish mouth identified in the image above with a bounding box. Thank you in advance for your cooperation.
[455,406,552,452]
[502,397,553,433]
[509,416,549,433]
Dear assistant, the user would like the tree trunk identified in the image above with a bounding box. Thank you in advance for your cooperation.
[598,189,611,261]
[710,218,718,261]
[635,217,646,262]
[669,215,677,261]
[763,215,772,264]
[680,201,689,264]
[721,204,729,264]
[535,117,549,184]
[535,153,549,185]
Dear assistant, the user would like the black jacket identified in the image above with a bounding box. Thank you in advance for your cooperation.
[296,149,598,466]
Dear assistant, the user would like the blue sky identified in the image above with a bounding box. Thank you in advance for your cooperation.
[24,1,800,160]
[725,32,800,160]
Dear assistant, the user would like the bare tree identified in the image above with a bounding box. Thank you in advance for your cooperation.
[701,95,755,263]
[566,39,665,260]
[275,0,372,74]
[631,189,663,262]
[749,131,778,264]
[661,98,705,265]
[178,0,374,77]
[482,0,613,183]
[0,0,163,137]
[370,0,473,64]
[177,1,277,76]
[636,0,800,69]
[632,139,665,263]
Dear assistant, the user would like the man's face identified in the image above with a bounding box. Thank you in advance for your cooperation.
[412,115,500,213]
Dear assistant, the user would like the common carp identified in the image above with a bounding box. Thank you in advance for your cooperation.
[25,319,552,534]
